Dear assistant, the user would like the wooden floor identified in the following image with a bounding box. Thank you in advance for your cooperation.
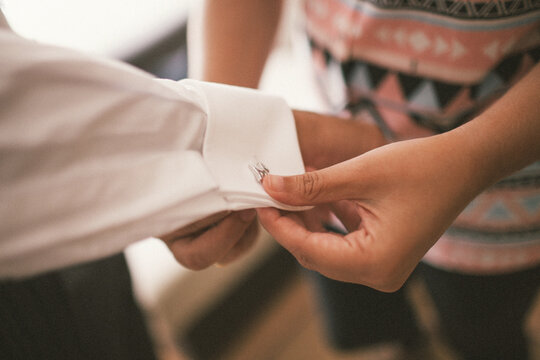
[220,274,457,360]
[162,272,540,360]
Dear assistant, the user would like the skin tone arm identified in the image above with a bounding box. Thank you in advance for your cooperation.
[257,64,540,291]
[164,0,386,269]
[191,0,284,88]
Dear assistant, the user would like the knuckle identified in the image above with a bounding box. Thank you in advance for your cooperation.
[372,268,405,293]
[377,280,404,293]
[295,253,314,271]
[298,172,323,202]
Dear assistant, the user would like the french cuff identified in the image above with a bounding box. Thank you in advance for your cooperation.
[180,79,311,211]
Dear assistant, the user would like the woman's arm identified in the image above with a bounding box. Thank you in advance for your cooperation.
[188,0,283,88]
[257,64,540,291]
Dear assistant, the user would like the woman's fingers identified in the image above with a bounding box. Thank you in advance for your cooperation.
[257,207,366,277]
[330,200,362,233]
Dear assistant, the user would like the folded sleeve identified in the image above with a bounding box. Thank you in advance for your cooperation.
[0,28,306,277]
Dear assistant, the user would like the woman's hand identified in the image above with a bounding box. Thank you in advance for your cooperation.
[259,63,540,291]
[257,134,489,291]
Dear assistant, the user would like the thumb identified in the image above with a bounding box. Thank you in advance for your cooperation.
[262,159,364,206]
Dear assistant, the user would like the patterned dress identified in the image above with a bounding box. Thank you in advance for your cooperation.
[305,0,540,273]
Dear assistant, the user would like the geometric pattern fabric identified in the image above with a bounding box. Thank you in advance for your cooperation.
[329,43,540,133]
[305,0,540,273]
[362,0,540,19]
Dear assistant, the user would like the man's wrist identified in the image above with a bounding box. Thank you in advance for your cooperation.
[294,110,387,170]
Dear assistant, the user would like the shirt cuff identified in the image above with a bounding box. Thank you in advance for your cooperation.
[180,79,310,211]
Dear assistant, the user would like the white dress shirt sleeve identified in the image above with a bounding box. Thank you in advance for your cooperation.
[0,25,306,277]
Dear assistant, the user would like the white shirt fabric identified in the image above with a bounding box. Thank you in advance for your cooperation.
[0,16,307,278]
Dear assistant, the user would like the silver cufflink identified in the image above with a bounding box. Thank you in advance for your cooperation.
[248,161,269,184]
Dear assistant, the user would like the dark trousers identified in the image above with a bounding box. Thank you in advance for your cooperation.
[0,254,157,360]
[307,262,540,360]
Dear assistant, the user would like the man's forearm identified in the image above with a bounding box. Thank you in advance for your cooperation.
[190,0,283,87]
[293,110,387,169]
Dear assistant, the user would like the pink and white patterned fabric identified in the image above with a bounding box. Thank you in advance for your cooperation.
[305,0,540,274]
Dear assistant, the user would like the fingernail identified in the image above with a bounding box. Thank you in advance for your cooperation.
[239,209,256,222]
[266,174,285,192]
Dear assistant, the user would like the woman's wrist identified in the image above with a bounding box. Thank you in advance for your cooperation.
[441,64,540,197]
